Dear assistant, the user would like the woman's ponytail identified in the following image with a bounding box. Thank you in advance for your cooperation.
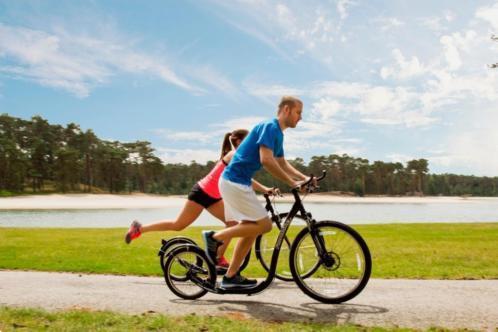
[220,129,249,159]
[220,132,232,159]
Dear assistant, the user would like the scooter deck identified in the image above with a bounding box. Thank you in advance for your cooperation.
[205,282,260,295]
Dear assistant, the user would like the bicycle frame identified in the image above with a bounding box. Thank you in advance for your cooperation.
[191,172,328,295]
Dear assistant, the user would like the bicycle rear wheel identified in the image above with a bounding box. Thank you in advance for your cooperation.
[290,220,371,303]
[163,244,216,300]
[255,213,306,281]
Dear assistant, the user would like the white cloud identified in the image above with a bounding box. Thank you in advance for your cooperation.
[273,4,335,52]
[337,0,356,20]
[475,2,498,30]
[244,80,439,128]
[419,11,454,33]
[440,30,478,71]
[440,36,462,70]
[151,117,267,165]
[311,81,370,99]
[243,80,304,105]
[157,147,219,164]
[387,154,415,165]
[187,65,240,99]
[444,11,455,22]
[310,98,342,121]
[0,23,205,97]
[221,18,294,63]
[373,17,404,31]
[207,1,339,67]
[284,119,353,157]
[355,86,436,127]
[313,82,437,127]
[420,16,445,33]
[153,129,215,143]
[380,49,426,80]
[213,116,266,132]
[429,108,498,176]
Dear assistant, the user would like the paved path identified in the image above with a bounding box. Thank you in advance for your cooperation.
[1,271,497,330]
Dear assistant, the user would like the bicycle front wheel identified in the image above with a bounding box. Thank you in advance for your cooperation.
[290,221,371,303]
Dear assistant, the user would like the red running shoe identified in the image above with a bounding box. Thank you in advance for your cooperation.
[217,256,230,268]
[125,220,142,244]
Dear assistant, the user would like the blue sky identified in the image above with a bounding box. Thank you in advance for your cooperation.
[0,0,497,176]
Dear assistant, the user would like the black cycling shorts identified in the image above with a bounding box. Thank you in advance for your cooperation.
[187,183,222,209]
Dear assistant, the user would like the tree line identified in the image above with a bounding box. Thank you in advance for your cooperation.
[1,114,497,196]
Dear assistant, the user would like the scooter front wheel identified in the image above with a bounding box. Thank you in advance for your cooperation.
[163,244,216,300]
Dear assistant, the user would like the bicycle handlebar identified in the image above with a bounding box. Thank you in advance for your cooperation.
[299,170,326,188]
[262,170,327,205]
[291,169,326,192]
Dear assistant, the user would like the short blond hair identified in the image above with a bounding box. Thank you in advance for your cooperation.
[278,96,303,113]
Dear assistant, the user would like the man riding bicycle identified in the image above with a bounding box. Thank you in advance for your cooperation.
[203,96,311,289]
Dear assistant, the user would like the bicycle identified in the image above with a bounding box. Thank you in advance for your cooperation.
[162,171,372,303]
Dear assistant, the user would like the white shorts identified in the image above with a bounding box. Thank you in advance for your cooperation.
[219,177,267,222]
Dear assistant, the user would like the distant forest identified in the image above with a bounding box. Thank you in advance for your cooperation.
[1,114,497,196]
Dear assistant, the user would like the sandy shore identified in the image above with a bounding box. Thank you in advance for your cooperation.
[0,193,496,210]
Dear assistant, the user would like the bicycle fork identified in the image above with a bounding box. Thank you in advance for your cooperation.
[307,219,336,269]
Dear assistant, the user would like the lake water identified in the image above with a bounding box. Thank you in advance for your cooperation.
[1,200,497,228]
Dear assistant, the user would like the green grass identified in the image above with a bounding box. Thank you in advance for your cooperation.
[0,306,471,331]
[0,223,497,279]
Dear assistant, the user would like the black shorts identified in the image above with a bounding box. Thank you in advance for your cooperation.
[187,183,222,209]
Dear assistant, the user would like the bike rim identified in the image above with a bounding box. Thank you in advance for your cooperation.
[293,225,368,300]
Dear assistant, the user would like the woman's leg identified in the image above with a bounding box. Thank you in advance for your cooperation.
[141,200,204,233]
[206,200,236,259]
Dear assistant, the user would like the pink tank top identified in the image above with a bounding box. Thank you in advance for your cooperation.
[197,159,227,199]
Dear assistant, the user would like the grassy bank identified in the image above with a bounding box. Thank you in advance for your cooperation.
[0,306,464,331]
[0,223,497,279]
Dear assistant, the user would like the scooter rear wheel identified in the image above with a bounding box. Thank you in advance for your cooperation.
[159,237,197,274]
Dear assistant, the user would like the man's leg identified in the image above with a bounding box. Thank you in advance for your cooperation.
[212,216,271,243]
[203,216,271,266]
[223,216,272,277]
[225,233,256,278]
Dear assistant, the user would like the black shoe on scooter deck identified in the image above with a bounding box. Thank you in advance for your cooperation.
[220,274,257,289]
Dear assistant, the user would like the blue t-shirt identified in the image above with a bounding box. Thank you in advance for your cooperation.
[223,118,284,186]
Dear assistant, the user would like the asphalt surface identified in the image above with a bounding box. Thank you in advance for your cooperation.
[1,270,497,330]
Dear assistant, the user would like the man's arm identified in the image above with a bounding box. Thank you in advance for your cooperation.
[251,179,277,194]
[276,158,308,181]
[260,146,298,187]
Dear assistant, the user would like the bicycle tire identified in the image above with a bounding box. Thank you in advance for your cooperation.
[159,237,197,280]
[290,220,371,304]
[255,213,307,281]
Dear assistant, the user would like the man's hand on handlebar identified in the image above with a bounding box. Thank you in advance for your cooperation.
[265,187,282,197]
[293,178,315,193]
[292,171,326,193]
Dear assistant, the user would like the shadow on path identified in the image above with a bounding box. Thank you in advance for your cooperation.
[171,298,388,324]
